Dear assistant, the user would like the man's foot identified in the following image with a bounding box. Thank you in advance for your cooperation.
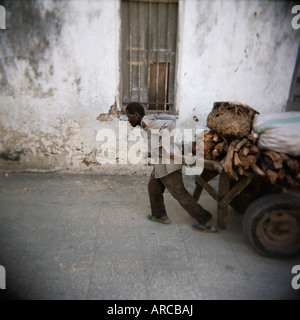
[147,214,171,225]
[192,223,217,233]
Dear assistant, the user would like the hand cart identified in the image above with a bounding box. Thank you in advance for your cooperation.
[193,159,300,258]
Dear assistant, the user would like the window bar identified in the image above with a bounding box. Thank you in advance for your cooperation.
[147,1,151,110]
[164,64,168,111]
[156,3,161,110]
[138,1,141,102]
[165,2,171,111]
[128,1,132,102]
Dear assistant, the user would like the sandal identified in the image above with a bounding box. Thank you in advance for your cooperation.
[192,223,217,233]
[147,214,171,225]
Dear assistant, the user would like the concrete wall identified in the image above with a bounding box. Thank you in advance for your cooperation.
[0,0,299,173]
[0,0,123,173]
[176,0,300,128]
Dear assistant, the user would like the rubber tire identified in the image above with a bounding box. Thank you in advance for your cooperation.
[243,193,300,258]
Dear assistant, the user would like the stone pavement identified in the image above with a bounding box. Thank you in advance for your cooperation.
[0,172,299,300]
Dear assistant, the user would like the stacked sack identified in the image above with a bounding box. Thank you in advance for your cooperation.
[252,111,300,190]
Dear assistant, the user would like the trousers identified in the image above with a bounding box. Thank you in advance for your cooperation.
[148,169,212,224]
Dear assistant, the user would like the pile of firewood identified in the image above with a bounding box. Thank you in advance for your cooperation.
[257,149,300,190]
[200,131,300,190]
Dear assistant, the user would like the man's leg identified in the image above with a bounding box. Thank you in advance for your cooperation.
[161,170,212,225]
[148,169,170,221]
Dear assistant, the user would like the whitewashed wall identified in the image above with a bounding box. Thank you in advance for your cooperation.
[176,0,300,128]
[0,0,299,173]
[0,0,122,172]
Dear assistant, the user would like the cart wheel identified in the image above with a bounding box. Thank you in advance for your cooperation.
[243,193,300,258]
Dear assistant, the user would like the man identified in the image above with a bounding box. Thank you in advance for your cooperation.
[126,102,216,232]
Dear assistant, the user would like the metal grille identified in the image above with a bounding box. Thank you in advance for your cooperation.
[121,0,178,112]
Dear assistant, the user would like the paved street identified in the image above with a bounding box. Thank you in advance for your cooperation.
[0,172,299,300]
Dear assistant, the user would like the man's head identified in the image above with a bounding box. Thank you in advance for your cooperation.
[126,102,145,127]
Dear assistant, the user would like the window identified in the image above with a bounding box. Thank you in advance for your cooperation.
[121,0,178,112]
[287,47,300,111]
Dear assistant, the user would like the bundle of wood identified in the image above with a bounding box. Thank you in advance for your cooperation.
[199,131,300,190]
[201,131,259,179]
[257,150,300,190]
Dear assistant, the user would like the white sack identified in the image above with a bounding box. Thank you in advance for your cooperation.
[252,112,300,157]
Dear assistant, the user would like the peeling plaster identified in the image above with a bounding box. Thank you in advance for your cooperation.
[97,103,119,122]
[176,0,299,128]
[0,0,122,173]
[0,0,299,174]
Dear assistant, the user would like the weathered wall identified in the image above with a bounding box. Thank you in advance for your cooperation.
[176,0,300,128]
[0,0,124,172]
[0,0,299,173]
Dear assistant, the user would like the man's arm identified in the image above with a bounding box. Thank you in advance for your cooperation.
[156,146,195,165]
